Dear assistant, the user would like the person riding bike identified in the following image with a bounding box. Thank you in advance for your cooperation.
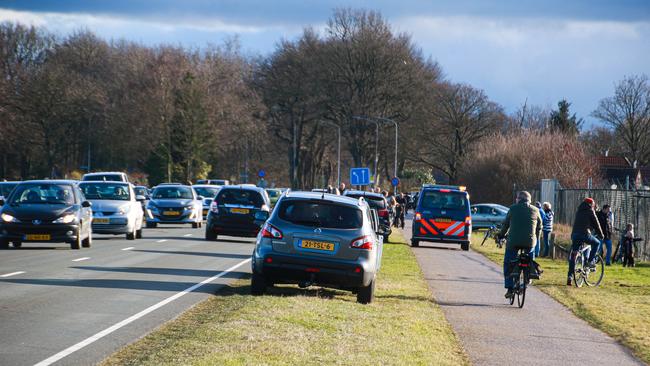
[567,197,604,286]
[498,191,543,299]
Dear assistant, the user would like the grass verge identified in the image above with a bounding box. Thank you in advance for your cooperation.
[102,231,469,366]
[472,232,650,364]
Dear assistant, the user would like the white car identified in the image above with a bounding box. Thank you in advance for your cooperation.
[192,184,221,220]
[79,181,145,240]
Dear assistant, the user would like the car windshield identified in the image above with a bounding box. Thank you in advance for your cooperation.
[278,200,363,229]
[84,174,123,182]
[10,184,76,205]
[194,187,220,198]
[152,186,194,199]
[345,194,386,209]
[80,183,130,201]
[420,191,467,210]
[217,189,264,207]
[133,187,148,197]
[0,183,18,197]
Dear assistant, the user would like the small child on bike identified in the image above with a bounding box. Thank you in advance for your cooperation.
[622,223,635,267]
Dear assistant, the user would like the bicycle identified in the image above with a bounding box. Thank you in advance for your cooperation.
[571,241,604,287]
[506,249,531,308]
[481,225,504,248]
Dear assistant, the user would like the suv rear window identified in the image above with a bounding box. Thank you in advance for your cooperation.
[278,200,363,229]
[217,189,264,207]
[345,194,386,209]
[420,191,468,210]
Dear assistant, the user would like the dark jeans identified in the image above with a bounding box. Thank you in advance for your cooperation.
[567,233,601,278]
[541,230,552,257]
[504,247,534,289]
[600,238,612,265]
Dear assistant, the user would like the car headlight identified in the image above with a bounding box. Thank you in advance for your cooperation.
[147,203,158,212]
[185,205,195,210]
[53,214,76,224]
[1,213,18,223]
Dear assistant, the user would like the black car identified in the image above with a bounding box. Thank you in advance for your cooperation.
[343,190,392,241]
[205,186,270,240]
[0,180,93,249]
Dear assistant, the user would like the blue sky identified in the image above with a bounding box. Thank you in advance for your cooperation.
[1,0,649,127]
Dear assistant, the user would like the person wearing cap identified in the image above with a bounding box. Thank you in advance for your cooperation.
[567,197,604,285]
[498,191,542,299]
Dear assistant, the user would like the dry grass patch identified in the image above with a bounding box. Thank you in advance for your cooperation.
[102,231,468,366]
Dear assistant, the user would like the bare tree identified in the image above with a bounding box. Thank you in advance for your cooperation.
[593,75,650,165]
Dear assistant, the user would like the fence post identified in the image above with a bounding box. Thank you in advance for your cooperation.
[550,232,555,259]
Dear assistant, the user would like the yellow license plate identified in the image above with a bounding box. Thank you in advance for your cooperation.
[26,234,50,241]
[231,208,249,214]
[163,211,181,216]
[301,240,335,251]
[93,218,110,224]
[436,218,452,223]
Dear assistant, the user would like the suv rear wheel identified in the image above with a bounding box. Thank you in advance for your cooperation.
[411,239,419,247]
[461,242,470,251]
[357,278,375,304]
[205,229,217,241]
[251,272,267,295]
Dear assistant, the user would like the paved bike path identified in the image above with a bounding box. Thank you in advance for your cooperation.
[403,218,643,366]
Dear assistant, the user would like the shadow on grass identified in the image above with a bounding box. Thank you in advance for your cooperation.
[215,278,348,301]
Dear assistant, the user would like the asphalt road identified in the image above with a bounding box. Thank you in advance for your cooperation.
[0,225,254,366]
[404,215,643,366]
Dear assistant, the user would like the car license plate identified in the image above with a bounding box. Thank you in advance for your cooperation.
[163,211,181,216]
[230,208,249,214]
[93,218,110,224]
[436,218,452,223]
[25,234,50,241]
[301,240,334,251]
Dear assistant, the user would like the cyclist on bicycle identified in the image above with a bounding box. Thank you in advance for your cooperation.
[567,197,604,285]
[498,191,543,299]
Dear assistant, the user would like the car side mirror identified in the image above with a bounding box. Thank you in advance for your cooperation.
[81,201,92,208]
[135,195,146,202]
[254,210,270,226]
[197,196,204,201]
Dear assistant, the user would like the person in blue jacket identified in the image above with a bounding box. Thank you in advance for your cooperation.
[541,202,554,257]
[534,202,545,258]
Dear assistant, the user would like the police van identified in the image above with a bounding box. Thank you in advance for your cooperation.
[411,184,472,250]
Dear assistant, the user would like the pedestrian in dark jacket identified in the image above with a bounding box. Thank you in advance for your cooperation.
[541,202,554,257]
[596,204,613,265]
[567,198,604,285]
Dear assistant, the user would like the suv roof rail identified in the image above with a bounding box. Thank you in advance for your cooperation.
[422,184,466,192]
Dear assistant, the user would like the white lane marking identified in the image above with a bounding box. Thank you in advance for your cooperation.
[0,271,25,278]
[156,239,167,243]
[34,258,251,366]
[121,247,134,251]
[71,257,90,262]
[183,233,192,237]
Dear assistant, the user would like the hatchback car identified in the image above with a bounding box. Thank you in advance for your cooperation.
[205,186,270,240]
[79,181,145,240]
[471,203,508,229]
[0,180,92,249]
[192,184,221,219]
[251,191,383,304]
[145,185,203,228]
[344,190,392,241]
[82,172,129,182]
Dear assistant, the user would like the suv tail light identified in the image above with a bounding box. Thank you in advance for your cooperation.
[378,209,389,218]
[465,216,471,225]
[350,235,372,250]
[261,222,283,239]
[415,212,422,220]
[209,201,219,213]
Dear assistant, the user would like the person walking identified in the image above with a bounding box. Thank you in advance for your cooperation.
[541,202,554,257]
[533,202,544,258]
[498,191,542,299]
[596,204,613,265]
[395,193,406,229]
[622,223,635,267]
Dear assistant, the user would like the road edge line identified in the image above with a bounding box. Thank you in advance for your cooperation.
[34,258,252,366]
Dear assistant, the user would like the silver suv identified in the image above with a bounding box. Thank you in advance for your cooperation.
[251,191,383,304]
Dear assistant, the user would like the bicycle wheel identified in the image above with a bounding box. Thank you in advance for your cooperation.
[585,254,605,287]
[573,251,586,288]
[517,270,527,308]
[508,268,517,305]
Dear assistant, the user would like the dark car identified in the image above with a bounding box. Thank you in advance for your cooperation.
[205,186,270,240]
[343,190,392,241]
[0,180,93,249]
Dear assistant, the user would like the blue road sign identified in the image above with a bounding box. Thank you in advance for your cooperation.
[258,169,266,178]
[350,167,371,186]
[391,177,400,187]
